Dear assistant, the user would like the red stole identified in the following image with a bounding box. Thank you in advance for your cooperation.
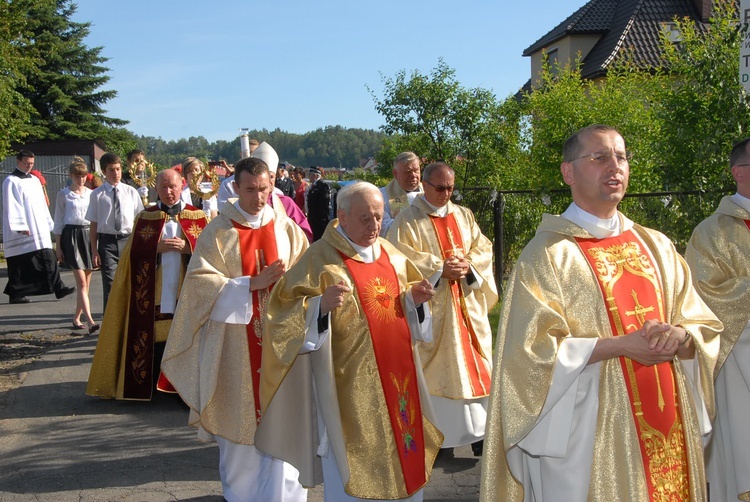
[233,219,279,423]
[744,219,750,231]
[341,248,426,496]
[576,230,689,501]
[126,206,206,399]
[428,213,491,397]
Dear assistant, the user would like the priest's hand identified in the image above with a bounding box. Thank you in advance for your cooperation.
[250,259,285,291]
[321,280,351,315]
[92,250,101,269]
[442,256,469,280]
[589,320,679,366]
[55,247,65,264]
[157,237,187,254]
[410,279,435,305]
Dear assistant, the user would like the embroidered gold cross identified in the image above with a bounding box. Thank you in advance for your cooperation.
[625,291,655,326]
[625,289,664,412]
[446,228,464,259]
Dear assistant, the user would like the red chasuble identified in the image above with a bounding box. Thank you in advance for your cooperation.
[232,219,279,423]
[341,248,427,496]
[428,213,491,397]
[125,206,205,400]
[576,230,690,501]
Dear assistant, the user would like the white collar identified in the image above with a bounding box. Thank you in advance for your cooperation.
[731,192,750,213]
[233,201,273,228]
[562,202,633,239]
[336,225,377,263]
[420,195,448,217]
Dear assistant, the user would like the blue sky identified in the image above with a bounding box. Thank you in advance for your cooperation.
[72,0,588,142]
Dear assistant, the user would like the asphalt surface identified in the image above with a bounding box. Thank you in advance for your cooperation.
[0,266,482,501]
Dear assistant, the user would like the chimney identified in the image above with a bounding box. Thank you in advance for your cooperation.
[693,0,712,22]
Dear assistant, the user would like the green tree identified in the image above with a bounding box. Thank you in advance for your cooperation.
[368,59,508,189]
[0,0,36,157]
[22,0,125,141]
[653,0,748,191]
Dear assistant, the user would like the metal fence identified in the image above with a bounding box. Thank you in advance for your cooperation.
[455,187,732,292]
[1,162,733,291]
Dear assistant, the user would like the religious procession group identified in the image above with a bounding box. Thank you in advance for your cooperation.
[2,124,748,502]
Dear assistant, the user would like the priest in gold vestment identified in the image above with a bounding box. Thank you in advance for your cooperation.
[685,137,750,502]
[387,162,497,453]
[258,182,443,501]
[86,169,207,401]
[480,125,721,502]
[380,151,423,236]
[160,158,309,502]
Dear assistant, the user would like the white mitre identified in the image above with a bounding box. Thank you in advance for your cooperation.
[250,141,279,171]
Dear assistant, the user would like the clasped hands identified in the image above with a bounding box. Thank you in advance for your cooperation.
[441,255,470,281]
[624,319,691,365]
[321,278,435,315]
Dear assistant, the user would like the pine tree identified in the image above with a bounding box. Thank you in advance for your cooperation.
[22,0,126,141]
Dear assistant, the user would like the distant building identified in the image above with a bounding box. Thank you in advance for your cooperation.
[522,0,716,90]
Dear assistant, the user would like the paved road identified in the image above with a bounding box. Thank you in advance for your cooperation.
[0,267,482,501]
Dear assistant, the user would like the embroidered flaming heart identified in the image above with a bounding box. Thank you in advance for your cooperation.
[364,277,399,322]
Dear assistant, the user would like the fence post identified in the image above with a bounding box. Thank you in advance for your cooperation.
[494,192,505,295]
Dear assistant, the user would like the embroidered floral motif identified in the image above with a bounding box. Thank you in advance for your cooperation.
[390,372,418,454]
[133,261,151,314]
[184,220,203,241]
[138,223,157,242]
[130,330,150,384]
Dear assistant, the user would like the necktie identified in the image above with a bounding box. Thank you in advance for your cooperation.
[113,186,121,233]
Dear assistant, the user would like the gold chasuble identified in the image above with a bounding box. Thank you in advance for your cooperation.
[387,197,497,400]
[87,205,207,401]
[232,219,278,423]
[685,196,750,375]
[480,214,720,502]
[577,231,689,500]
[258,221,443,499]
[428,214,491,396]
[342,249,427,495]
[160,203,309,445]
[383,178,421,221]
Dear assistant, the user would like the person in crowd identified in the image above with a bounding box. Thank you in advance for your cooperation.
[388,161,497,458]
[2,150,75,304]
[258,182,443,501]
[53,157,97,332]
[291,166,308,213]
[160,157,309,502]
[685,137,750,502]
[124,149,157,204]
[217,142,312,241]
[480,124,721,502]
[268,165,313,242]
[275,162,296,198]
[380,151,423,236]
[84,172,102,190]
[306,166,331,241]
[180,157,218,220]
[86,152,144,312]
[86,169,207,401]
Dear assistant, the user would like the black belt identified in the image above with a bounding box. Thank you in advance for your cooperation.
[99,232,130,240]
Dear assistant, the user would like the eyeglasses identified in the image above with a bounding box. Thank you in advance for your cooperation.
[574,151,633,166]
[424,179,454,193]
[735,163,750,168]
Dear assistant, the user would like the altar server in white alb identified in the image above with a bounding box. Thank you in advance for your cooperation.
[3,150,75,304]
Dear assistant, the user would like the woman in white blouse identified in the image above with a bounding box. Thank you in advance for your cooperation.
[54,157,98,333]
[180,157,218,219]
